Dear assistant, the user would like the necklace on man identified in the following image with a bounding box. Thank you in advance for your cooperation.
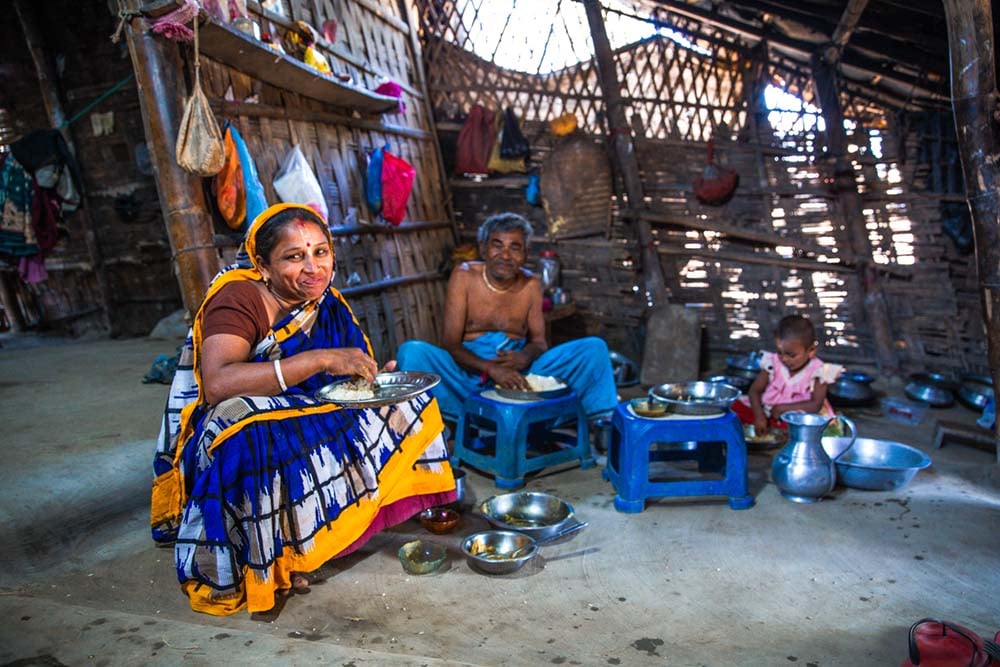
[482,268,513,294]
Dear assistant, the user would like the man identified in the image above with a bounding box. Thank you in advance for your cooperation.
[397,212,618,423]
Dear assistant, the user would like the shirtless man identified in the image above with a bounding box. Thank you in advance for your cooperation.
[397,213,617,423]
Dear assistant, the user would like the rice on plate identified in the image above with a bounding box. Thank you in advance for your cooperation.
[525,374,565,392]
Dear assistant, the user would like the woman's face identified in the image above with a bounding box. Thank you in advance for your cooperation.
[258,219,334,303]
[775,337,817,374]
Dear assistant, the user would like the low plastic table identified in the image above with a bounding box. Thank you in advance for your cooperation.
[453,390,594,489]
[602,402,753,512]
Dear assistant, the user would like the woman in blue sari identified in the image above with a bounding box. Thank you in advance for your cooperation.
[152,203,454,615]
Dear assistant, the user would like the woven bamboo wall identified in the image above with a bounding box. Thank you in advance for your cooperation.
[420,0,986,375]
[191,0,453,360]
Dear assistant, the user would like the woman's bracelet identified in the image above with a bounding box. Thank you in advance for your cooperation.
[274,359,288,392]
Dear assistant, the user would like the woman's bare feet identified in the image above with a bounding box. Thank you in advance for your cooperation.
[291,572,310,591]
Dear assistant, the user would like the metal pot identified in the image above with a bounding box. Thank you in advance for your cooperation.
[772,413,857,503]
[904,374,955,408]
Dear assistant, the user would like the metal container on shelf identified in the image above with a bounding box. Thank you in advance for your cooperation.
[539,250,561,293]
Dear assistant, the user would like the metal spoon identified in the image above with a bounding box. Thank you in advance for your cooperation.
[508,520,589,559]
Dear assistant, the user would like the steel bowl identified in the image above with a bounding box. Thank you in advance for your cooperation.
[649,381,741,415]
[704,374,752,392]
[960,373,993,387]
[462,530,538,575]
[725,352,761,373]
[609,351,640,387]
[478,492,575,540]
[822,437,932,491]
[629,397,668,418]
[828,377,877,407]
[905,374,955,408]
[957,381,993,412]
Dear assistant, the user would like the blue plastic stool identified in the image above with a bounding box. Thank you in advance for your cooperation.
[602,403,754,512]
[453,390,595,489]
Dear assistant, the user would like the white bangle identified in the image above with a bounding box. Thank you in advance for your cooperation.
[274,359,288,392]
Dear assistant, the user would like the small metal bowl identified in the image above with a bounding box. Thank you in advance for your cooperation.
[905,374,955,408]
[957,381,993,412]
[828,377,877,407]
[478,492,574,540]
[398,540,447,575]
[629,397,668,418]
[843,370,876,385]
[419,507,460,534]
[461,530,538,575]
[649,381,741,415]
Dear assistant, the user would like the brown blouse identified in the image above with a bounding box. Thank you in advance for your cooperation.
[201,280,271,347]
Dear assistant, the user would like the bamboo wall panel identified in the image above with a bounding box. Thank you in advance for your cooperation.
[423,0,986,375]
[190,0,453,359]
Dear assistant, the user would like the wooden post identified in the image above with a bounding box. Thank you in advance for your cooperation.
[122,3,219,316]
[942,0,1000,461]
[13,0,113,334]
[811,54,900,375]
[582,0,666,307]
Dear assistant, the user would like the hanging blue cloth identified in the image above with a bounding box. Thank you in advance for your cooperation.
[365,143,387,216]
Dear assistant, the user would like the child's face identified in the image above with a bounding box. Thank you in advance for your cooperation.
[775,337,817,373]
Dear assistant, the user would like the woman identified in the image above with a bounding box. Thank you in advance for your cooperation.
[152,203,455,616]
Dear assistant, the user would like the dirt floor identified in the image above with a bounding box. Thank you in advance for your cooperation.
[0,333,998,666]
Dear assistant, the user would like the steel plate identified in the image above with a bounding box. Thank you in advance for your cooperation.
[315,371,440,408]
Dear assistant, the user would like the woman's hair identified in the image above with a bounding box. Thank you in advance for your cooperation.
[477,212,534,247]
[254,206,328,263]
[776,315,817,347]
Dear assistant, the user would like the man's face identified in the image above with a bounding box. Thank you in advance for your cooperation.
[481,229,526,281]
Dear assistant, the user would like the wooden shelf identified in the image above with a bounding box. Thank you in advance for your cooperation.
[196,16,399,114]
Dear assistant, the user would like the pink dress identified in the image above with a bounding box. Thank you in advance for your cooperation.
[739,351,843,418]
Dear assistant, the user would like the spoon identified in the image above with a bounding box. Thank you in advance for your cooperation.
[508,520,589,559]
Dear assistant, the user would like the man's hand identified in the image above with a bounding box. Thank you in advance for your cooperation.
[489,364,531,391]
[494,349,531,371]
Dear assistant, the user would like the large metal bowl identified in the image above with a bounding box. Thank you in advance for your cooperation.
[461,530,538,575]
[828,377,877,407]
[904,374,955,408]
[822,437,932,491]
[649,381,741,415]
[478,492,575,540]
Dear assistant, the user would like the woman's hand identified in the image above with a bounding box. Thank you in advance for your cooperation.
[318,347,379,383]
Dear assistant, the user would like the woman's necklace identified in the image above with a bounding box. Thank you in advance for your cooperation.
[482,268,513,294]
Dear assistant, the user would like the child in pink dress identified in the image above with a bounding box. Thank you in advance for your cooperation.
[734,315,843,432]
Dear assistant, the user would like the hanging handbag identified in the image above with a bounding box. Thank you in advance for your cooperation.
[901,618,1000,667]
[175,18,225,176]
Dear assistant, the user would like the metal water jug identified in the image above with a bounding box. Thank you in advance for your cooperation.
[771,412,856,503]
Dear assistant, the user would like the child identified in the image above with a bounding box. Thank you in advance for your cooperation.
[734,315,843,432]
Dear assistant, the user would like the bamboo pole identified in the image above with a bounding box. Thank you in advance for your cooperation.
[811,54,900,375]
[582,0,666,307]
[13,0,113,334]
[942,0,1000,462]
[122,3,219,316]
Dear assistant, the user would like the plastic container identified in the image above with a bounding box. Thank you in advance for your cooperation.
[881,397,927,425]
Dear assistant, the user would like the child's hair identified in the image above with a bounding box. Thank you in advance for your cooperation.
[775,315,816,347]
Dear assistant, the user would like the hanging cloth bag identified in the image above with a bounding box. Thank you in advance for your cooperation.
[693,137,738,205]
[499,107,530,159]
[175,18,225,176]
[380,148,415,226]
[365,145,385,216]
[487,109,527,174]
[454,104,495,176]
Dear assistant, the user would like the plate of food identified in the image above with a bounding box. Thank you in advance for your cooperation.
[493,374,571,401]
[743,424,788,449]
[315,371,440,408]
